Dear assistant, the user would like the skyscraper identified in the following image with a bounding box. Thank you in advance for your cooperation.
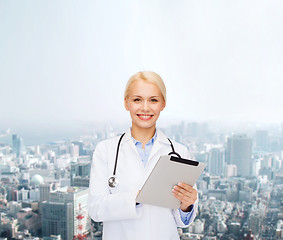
[255,130,269,151]
[208,148,225,176]
[45,187,91,239]
[41,201,73,240]
[40,183,58,202]
[12,134,25,157]
[70,162,91,187]
[226,134,252,176]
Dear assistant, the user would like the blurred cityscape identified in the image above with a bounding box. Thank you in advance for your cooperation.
[0,121,283,240]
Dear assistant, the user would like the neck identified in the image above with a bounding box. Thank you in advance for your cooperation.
[131,125,156,148]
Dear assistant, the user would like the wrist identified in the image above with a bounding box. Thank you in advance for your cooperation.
[181,204,193,212]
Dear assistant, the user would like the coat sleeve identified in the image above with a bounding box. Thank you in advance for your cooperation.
[172,186,198,228]
[172,143,198,228]
[87,141,141,222]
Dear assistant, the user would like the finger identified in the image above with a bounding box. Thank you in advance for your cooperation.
[172,186,191,197]
[173,185,197,197]
[177,182,194,192]
[172,191,195,206]
[172,187,197,203]
[173,191,196,205]
[172,187,196,201]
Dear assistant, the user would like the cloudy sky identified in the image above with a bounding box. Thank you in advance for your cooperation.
[1,0,283,132]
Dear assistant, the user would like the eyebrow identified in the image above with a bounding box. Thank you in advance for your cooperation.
[131,95,160,98]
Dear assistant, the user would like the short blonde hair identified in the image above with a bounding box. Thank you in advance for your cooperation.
[124,71,167,104]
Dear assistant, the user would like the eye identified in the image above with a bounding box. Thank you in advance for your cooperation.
[150,99,158,102]
[133,98,141,102]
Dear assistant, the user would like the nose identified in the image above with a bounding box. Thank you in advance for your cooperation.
[141,100,149,111]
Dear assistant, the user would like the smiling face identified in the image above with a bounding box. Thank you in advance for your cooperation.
[124,79,165,133]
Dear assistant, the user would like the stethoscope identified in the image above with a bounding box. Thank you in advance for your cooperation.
[108,133,181,188]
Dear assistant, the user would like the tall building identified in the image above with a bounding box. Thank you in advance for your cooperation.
[208,148,225,176]
[70,144,79,158]
[226,134,252,176]
[44,187,91,239]
[249,213,261,235]
[40,183,58,202]
[255,130,269,151]
[70,162,91,187]
[72,141,84,156]
[41,201,73,240]
[251,159,261,177]
[12,134,25,157]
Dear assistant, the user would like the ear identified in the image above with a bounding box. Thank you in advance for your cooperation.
[124,98,129,111]
[161,100,166,111]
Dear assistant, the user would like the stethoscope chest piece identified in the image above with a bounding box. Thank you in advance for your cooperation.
[108,176,119,188]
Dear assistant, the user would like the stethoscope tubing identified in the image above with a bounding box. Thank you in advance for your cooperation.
[108,132,181,188]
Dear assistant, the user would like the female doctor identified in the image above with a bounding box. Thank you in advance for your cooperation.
[88,71,198,240]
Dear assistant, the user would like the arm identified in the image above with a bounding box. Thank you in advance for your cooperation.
[87,141,140,222]
[172,183,198,227]
[171,143,198,227]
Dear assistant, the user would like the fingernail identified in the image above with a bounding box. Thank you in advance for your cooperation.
[178,183,182,186]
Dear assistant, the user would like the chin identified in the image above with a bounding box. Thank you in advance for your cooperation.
[133,122,156,130]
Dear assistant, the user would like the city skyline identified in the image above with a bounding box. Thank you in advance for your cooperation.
[0,121,282,239]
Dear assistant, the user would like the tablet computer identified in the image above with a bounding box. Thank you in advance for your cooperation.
[136,155,205,209]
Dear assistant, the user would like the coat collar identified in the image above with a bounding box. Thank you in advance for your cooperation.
[121,128,170,146]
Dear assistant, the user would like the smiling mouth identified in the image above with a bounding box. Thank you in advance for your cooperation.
[137,114,153,120]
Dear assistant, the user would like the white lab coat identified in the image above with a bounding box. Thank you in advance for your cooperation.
[88,128,198,240]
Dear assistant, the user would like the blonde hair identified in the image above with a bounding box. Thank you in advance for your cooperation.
[124,71,167,104]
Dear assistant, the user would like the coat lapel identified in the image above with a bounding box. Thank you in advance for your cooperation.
[147,128,171,163]
[120,128,172,167]
[120,128,141,165]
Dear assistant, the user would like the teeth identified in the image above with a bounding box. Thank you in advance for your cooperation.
[139,115,152,120]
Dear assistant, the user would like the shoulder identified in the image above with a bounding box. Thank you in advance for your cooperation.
[92,135,123,164]
[95,135,121,152]
[157,128,191,158]
[171,140,190,158]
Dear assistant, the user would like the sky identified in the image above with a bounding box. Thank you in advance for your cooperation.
[1,0,283,135]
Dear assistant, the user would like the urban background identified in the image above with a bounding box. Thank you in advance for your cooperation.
[0,121,283,239]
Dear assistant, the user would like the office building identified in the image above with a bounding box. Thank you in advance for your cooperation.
[72,176,89,187]
[40,183,58,202]
[48,187,91,238]
[70,162,91,186]
[255,130,269,151]
[225,164,237,178]
[226,135,252,176]
[208,148,225,176]
[249,213,261,235]
[12,134,25,157]
[41,201,73,240]
[72,141,84,156]
[251,159,261,177]
[69,144,79,158]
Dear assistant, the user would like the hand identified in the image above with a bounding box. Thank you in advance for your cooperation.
[172,182,197,212]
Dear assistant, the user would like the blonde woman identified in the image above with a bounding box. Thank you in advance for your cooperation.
[88,71,198,240]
